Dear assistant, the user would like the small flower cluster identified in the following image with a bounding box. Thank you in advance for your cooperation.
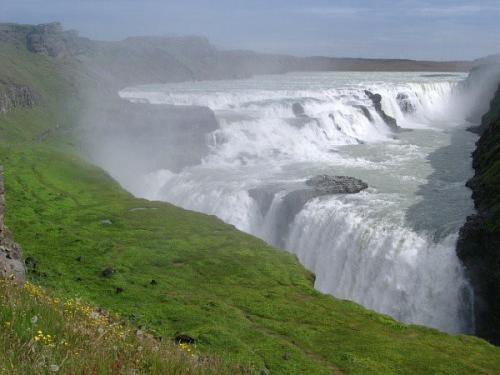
[179,342,191,352]
[63,298,93,316]
[24,281,47,299]
[33,330,55,347]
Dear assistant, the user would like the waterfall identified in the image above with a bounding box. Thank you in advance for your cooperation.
[117,72,480,333]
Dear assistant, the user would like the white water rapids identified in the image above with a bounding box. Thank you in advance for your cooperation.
[117,72,486,333]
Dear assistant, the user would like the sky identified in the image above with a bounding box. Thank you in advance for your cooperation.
[1,0,499,60]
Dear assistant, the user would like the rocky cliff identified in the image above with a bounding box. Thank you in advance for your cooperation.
[0,82,38,113]
[0,22,92,58]
[0,166,25,284]
[457,70,500,344]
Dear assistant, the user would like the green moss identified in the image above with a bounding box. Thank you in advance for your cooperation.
[1,43,500,374]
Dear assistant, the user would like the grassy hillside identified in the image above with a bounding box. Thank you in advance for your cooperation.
[1,41,500,374]
[0,279,237,374]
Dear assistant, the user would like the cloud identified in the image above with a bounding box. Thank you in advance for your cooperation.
[295,6,368,16]
[417,4,500,16]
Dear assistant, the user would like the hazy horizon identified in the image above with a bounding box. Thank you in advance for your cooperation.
[1,0,499,61]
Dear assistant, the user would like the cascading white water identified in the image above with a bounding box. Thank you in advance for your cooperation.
[118,71,480,333]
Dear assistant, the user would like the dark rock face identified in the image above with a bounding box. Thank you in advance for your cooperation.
[0,83,38,113]
[457,215,500,343]
[364,90,400,131]
[396,93,416,114]
[26,23,66,57]
[0,22,92,59]
[457,80,500,345]
[0,167,25,285]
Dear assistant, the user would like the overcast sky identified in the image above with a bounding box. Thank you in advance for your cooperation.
[1,0,499,60]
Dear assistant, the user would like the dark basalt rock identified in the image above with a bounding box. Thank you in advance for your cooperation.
[101,266,114,278]
[457,214,500,344]
[174,334,196,344]
[457,80,500,345]
[306,175,368,194]
[396,93,416,114]
[364,90,400,131]
[292,102,306,117]
[25,256,39,270]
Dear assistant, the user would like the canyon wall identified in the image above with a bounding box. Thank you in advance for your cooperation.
[458,65,500,344]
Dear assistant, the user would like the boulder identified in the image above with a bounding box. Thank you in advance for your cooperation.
[174,334,196,344]
[306,175,368,194]
[101,266,114,278]
[0,252,25,284]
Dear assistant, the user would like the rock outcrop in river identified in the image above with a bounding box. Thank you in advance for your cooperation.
[250,175,368,247]
[364,90,401,131]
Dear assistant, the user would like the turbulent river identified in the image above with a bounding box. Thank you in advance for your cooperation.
[119,71,484,334]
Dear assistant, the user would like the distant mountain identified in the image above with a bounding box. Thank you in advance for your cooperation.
[0,22,473,89]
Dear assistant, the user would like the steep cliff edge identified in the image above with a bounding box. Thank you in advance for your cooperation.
[458,77,500,344]
[0,82,38,113]
[0,166,25,284]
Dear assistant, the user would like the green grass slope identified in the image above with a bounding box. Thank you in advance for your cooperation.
[1,41,500,374]
[1,280,239,374]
